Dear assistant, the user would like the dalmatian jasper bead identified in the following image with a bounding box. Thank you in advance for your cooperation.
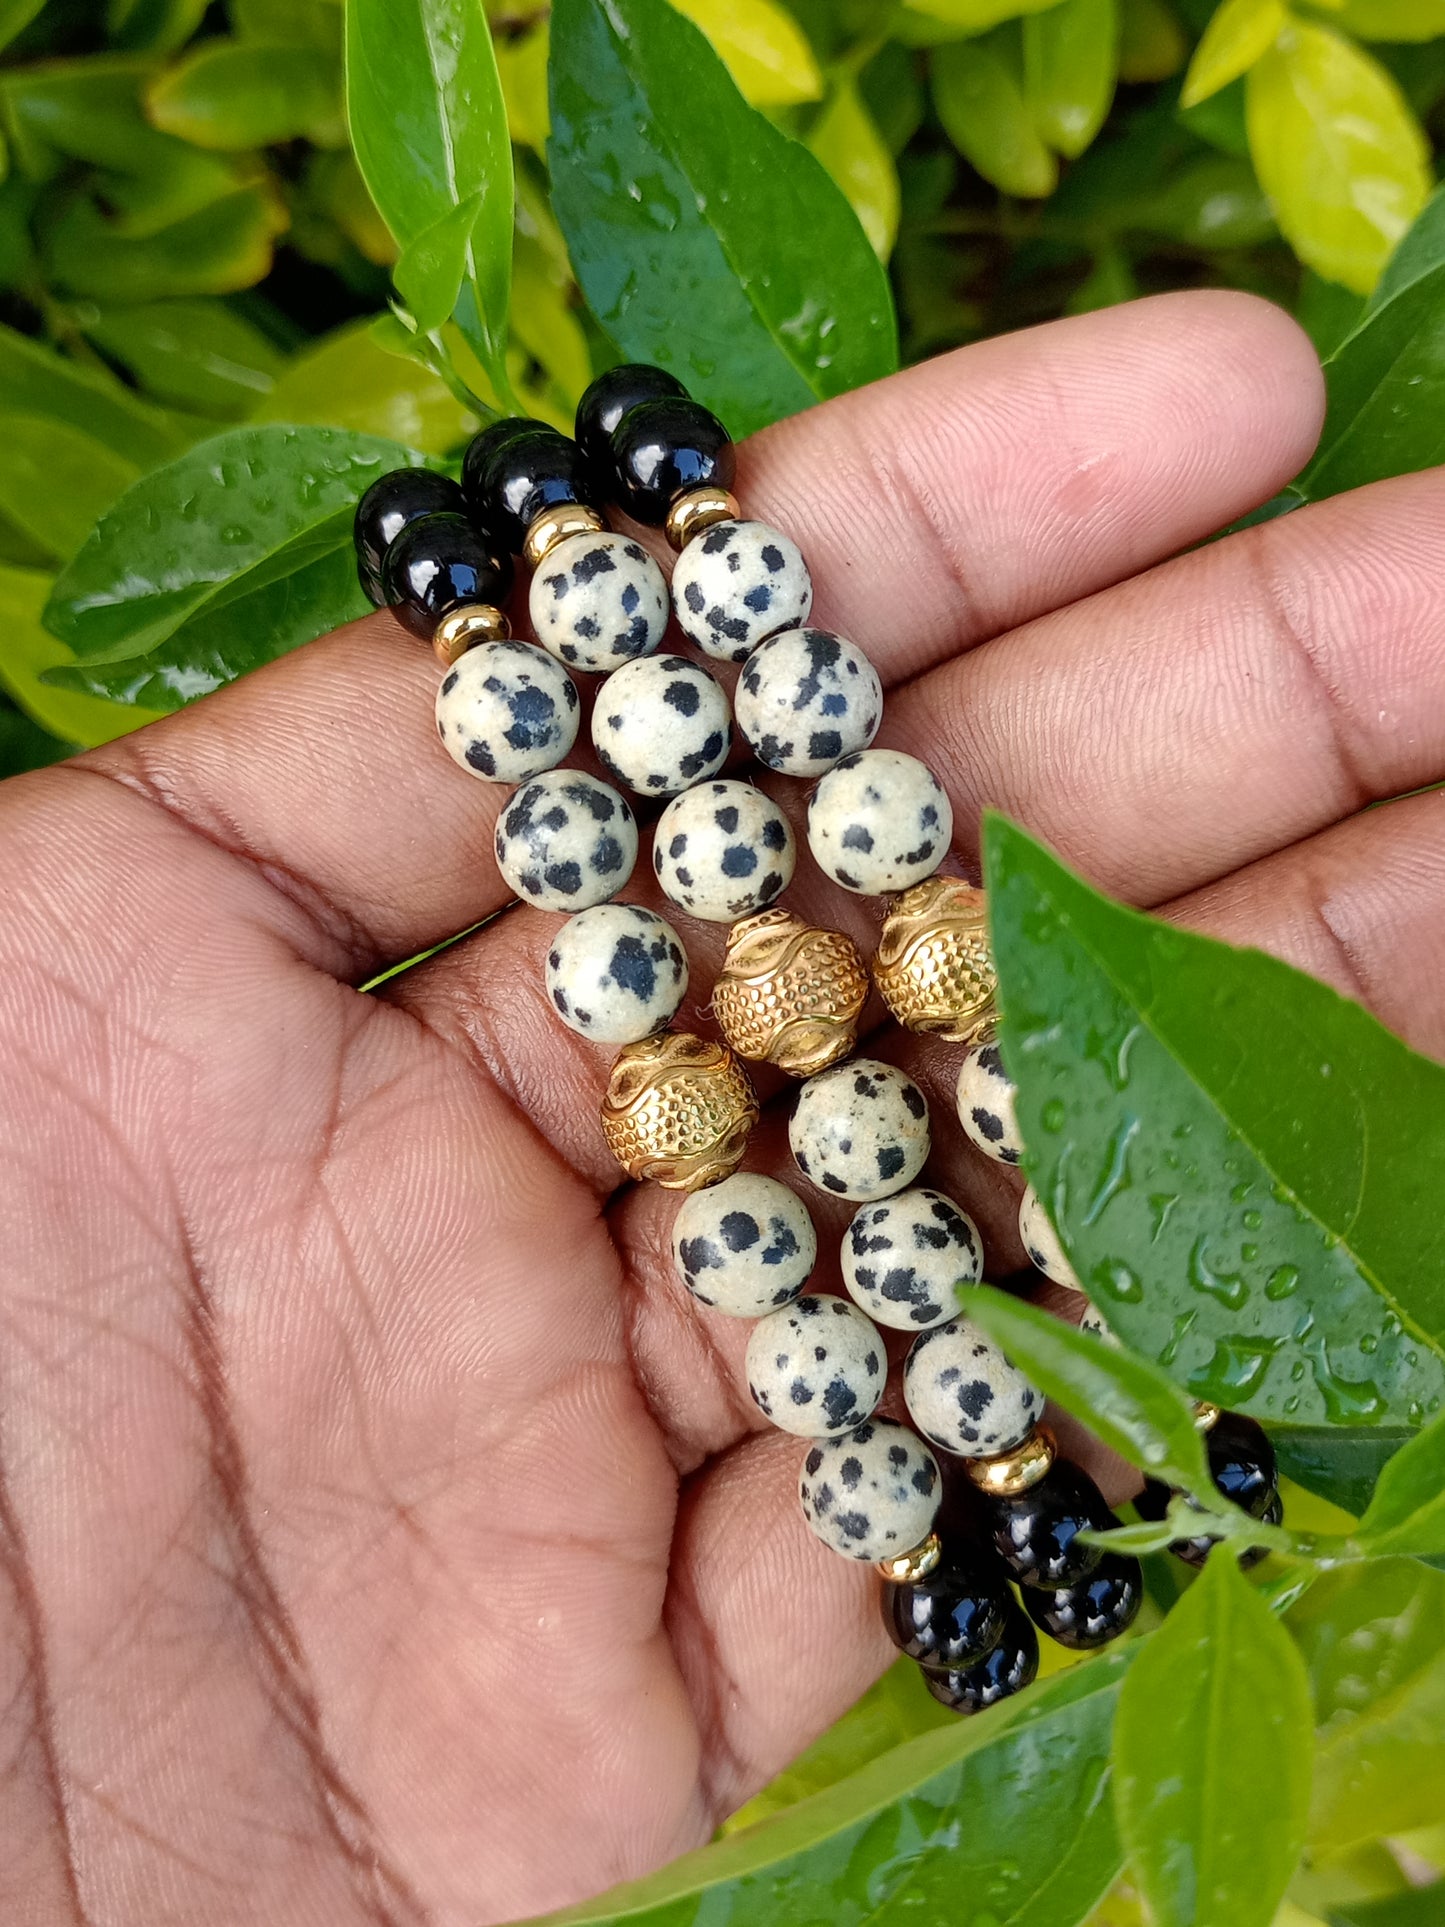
[671,518,813,662]
[745,1294,886,1437]
[842,1186,982,1331]
[806,749,953,895]
[799,1418,942,1563]
[1080,1302,1119,1347]
[528,531,669,673]
[1018,1185,1082,1294]
[544,904,687,1044]
[494,770,638,911]
[789,1058,930,1202]
[904,1313,1045,1459]
[671,1172,816,1317]
[955,1039,1023,1165]
[591,654,731,797]
[734,627,883,777]
[435,640,579,784]
[652,779,795,922]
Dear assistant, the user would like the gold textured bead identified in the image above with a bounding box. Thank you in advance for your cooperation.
[873,876,998,1043]
[712,907,869,1078]
[666,484,741,551]
[1193,1401,1222,1433]
[964,1425,1055,1497]
[433,603,510,667]
[876,1532,943,1584]
[523,502,606,568]
[600,1031,758,1191]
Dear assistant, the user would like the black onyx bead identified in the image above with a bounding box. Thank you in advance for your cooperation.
[575,363,688,480]
[461,419,597,554]
[1146,1485,1283,1571]
[923,1602,1039,1715]
[608,396,735,526]
[1206,1411,1278,1517]
[1022,1553,1143,1649]
[981,1460,1117,1590]
[353,467,466,606]
[380,511,513,640]
[883,1547,1010,1673]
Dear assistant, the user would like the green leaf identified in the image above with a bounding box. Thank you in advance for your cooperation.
[0,320,190,468]
[1329,1885,1445,1927]
[1118,0,1188,83]
[109,0,210,53]
[1273,1428,1411,1517]
[548,0,897,438]
[42,184,287,303]
[1114,1553,1313,1927]
[0,564,161,744]
[45,424,422,665]
[808,78,900,258]
[231,0,342,51]
[1023,0,1120,158]
[669,0,824,105]
[0,0,47,55]
[346,0,513,388]
[1331,0,1445,42]
[1355,1406,1445,1556]
[495,22,551,150]
[932,35,1058,199]
[82,298,285,420]
[509,236,593,412]
[0,415,140,565]
[1246,22,1430,295]
[145,41,345,150]
[252,319,477,451]
[982,814,1445,1430]
[1181,0,1285,108]
[903,0,1067,33]
[393,194,486,334]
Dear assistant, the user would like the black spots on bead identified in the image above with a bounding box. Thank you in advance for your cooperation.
[544,860,583,897]
[804,1447,824,1476]
[955,1377,995,1422]
[762,816,788,851]
[701,523,733,554]
[901,1083,927,1120]
[761,543,785,572]
[809,730,842,764]
[572,545,617,585]
[720,1211,760,1253]
[920,803,940,829]
[593,836,625,875]
[854,1071,879,1098]
[678,1235,721,1277]
[551,986,569,1017]
[669,832,688,858]
[789,1377,815,1406]
[665,679,700,717]
[574,615,601,642]
[721,844,757,878]
[901,836,938,867]
[836,1510,870,1542]
[464,739,498,777]
[836,868,862,889]
[607,935,658,1003]
[837,1138,852,1156]
[744,584,772,614]
[741,661,763,697]
[715,804,741,833]
[841,823,874,854]
[684,582,706,614]
[877,1145,907,1182]
[501,683,559,753]
[822,1378,862,1428]
[913,1462,937,1496]
[839,1454,864,1491]
[761,1220,799,1265]
[795,1149,812,1175]
[835,751,864,774]
[971,1106,1005,1144]
[760,870,784,901]
[679,731,726,781]
[440,670,459,697]
[823,1172,849,1194]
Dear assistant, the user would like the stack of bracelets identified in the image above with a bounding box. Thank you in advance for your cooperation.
[352,365,1285,1715]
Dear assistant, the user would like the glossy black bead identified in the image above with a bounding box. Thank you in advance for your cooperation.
[1206,1411,1277,1518]
[461,419,597,554]
[380,511,513,639]
[1022,1552,1143,1649]
[1136,1472,1282,1569]
[923,1602,1039,1715]
[575,363,688,478]
[353,466,467,604]
[981,1459,1117,1590]
[883,1546,1011,1673]
[608,396,735,525]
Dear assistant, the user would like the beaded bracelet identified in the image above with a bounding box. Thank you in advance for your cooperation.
[351,368,1283,1715]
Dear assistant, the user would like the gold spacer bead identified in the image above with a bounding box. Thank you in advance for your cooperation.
[1193,1401,1222,1433]
[666,484,741,552]
[433,603,510,667]
[523,502,606,569]
[877,1532,943,1584]
[964,1425,1056,1497]
[874,876,998,1043]
[713,907,869,1078]
[600,1031,758,1192]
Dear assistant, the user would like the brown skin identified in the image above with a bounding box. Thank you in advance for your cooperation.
[2,291,1441,1926]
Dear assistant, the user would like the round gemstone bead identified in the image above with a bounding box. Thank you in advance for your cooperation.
[672,1172,816,1317]
[544,904,687,1044]
[1135,1480,1281,1570]
[980,1459,1117,1589]
[1018,1185,1082,1294]
[955,1040,1022,1165]
[610,396,735,525]
[735,626,882,775]
[462,419,597,554]
[671,520,813,663]
[904,1313,1045,1459]
[923,1601,1039,1714]
[434,640,578,784]
[789,1058,930,1203]
[806,749,952,895]
[593,655,732,797]
[381,511,514,639]
[745,1295,885,1438]
[799,1418,942,1563]
[883,1543,1010,1669]
[1021,1552,1143,1648]
[841,1186,982,1331]
[1207,1410,1278,1515]
[494,771,638,911]
[575,363,688,478]
[652,779,795,922]
[527,530,669,673]
[354,466,466,604]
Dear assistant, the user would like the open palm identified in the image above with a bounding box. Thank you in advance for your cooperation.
[4,291,1441,1927]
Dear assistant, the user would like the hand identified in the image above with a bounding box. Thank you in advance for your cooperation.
[5,290,1433,1927]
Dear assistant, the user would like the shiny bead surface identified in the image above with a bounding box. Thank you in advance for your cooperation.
[382,511,514,639]
[1207,1410,1278,1515]
[746,1295,885,1438]
[354,466,467,603]
[713,907,868,1077]
[955,1039,1021,1164]
[807,749,952,896]
[463,420,597,554]
[529,531,669,673]
[842,1187,982,1331]
[789,1059,930,1203]
[735,626,881,775]
[522,502,605,569]
[433,603,510,667]
[1018,1185,1082,1294]
[672,521,813,663]
[965,1425,1056,1497]
[494,771,637,910]
[601,1032,757,1191]
[652,780,795,923]
[544,904,687,1044]
[592,655,732,797]
[575,363,688,477]
[610,396,735,526]
[1021,1553,1143,1648]
[435,640,578,784]
[798,1418,942,1562]
[981,1459,1116,1589]
[883,1544,1010,1670]
[904,1313,1045,1460]
[924,1602,1039,1714]
[666,485,741,551]
[671,1172,816,1318]
[1136,1481,1282,1570]
[875,879,996,1042]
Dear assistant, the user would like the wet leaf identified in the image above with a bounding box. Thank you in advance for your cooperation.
[393,194,487,334]
[0,697,69,775]
[1328,1885,1445,1927]
[1181,0,1285,109]
[1272,1428,1411,1517]
[0,415,140,563]
[83,298,284,419]
[145,39,344,149]
[1354,1405,1445,1557]
[808,78,900,258]
[42,182,287,303]
[253,319,478,451]
[0,563,161,743]
[669,0,823,105]
[932,34,1058,199]
[0,319,190,467]
[1024,0,1120,158]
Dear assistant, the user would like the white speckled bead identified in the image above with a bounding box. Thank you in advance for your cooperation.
[955,1039,1023,1165]
[544,904,687,1043]
[842,1186,982,1331]
[806,749,952,895]
[904,1313,1045,1459]
[652,779,795,922]
[1019,1184,1082,1294]
[1080,1302,1119,1347]
[799,1418,942,1563]
[528,531,669,673]
[735,627,883,777]
[745,1294,886,1437]
[671,1173,816,1317]
[591,654,732,797]
[435,640,579,783]
[789,1058,930,1202]
[494,770,638,911]
[671,518,813,662]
